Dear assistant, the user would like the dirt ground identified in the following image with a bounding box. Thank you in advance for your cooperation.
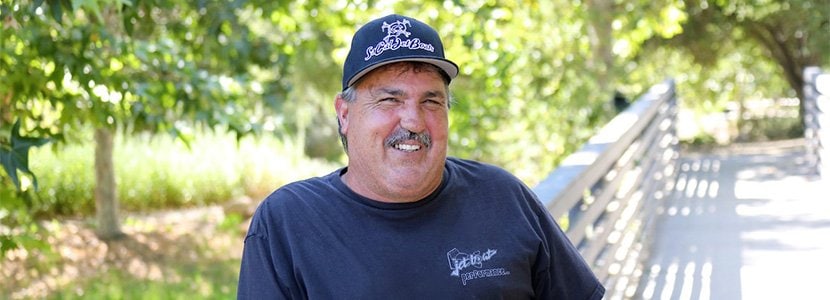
[0,204,252,299]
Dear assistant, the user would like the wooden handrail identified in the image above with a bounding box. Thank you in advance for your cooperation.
[532,79,679,294]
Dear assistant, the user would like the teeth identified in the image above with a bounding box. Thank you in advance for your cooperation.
[394,144,421,151]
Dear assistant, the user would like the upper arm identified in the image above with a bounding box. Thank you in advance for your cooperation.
[527,189,606,299]
[238,233,287,299]
[237,199,297,299]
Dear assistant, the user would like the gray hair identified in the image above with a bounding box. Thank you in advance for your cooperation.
[336,86,358,152]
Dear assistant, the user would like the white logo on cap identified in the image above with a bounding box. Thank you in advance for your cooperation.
[365,18,435,61]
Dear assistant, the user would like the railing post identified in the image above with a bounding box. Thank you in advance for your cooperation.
[803,66,830,177]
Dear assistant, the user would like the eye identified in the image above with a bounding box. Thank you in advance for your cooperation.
[424,99,445,107]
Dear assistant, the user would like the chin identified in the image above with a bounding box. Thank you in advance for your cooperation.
[388,168,440,188]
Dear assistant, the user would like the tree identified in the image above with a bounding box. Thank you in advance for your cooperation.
[664,0,830,117]
[1,0,291,239]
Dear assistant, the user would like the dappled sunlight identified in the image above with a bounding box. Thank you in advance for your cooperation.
[0,206,245,299]
[637,141,830,299]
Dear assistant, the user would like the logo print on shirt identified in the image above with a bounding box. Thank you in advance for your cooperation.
[365,18,436,61]
[446,248,511,285]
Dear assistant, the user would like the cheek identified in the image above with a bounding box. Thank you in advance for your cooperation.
[428,114,450,137]
[353,114,394,142]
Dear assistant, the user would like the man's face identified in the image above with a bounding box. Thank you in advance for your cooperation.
[335,63,449,203]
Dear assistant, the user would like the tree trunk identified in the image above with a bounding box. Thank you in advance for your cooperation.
[586,0,615,95]
[94,127,123,239]
[743,21,809,121]
[586,0,618,117]
[1,92,13,125]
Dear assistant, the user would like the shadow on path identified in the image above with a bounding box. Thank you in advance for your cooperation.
[0,206,243,298]
[635,141,830,299]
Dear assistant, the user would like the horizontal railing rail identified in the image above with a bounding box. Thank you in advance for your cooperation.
[533,80,679,297]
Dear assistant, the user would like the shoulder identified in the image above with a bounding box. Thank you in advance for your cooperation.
[263,169,343,207]
[246,169,344,236]
[445,157,521,184]
[443,157,538,208]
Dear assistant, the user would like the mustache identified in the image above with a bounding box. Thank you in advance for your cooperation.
[384,128,432,149]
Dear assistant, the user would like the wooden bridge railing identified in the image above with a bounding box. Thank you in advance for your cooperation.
[803,66,830,177]
[533,80,679,297]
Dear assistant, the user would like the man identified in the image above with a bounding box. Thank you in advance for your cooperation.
[238,14,605,299]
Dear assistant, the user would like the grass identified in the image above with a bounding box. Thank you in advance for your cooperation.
[27,129,340,217]
[47,258,240,300]
[2,205,248,299]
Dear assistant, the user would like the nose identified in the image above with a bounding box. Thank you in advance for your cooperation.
[399,101,426,133]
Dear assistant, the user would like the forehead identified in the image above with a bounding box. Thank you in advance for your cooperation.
[354,62,448,91]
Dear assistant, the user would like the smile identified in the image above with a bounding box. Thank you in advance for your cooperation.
[393,143,422,152]
[385,128,431,152]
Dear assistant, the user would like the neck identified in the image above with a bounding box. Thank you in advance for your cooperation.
[340,169,440,203]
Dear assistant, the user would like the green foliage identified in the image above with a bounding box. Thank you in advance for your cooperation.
[681,132,717,149]
[0,181,50,255]
[655,0,829,101]
[1,0,292,245]
[218,213,245,234]
[0,120,50,190]
[1,0,292,146]
[738,116,803,142]
[24,130,336,217]
[623,43,793,115]
[29,138,96,216]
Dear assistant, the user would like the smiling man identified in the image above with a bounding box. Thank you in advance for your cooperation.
[336,62,450,203]
[238,14,605,299]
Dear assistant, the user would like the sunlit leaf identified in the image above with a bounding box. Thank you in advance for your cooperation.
[0,120,50,191]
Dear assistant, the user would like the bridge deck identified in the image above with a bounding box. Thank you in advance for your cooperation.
[635,139,830,299]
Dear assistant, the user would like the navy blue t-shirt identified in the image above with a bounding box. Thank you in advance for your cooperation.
[238,157,604,299]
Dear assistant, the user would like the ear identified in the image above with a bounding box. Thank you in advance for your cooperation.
[335,94,349,135]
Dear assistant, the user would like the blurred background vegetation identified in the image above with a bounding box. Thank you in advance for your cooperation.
[1,0,827,298]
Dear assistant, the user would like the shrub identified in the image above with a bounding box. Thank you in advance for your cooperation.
[25,130,339,217]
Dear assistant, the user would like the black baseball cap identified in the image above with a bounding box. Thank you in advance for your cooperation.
[342,14,459,91]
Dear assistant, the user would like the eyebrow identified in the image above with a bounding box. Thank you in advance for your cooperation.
[377,88,405,97]
[423,90,446,99]
[375,88,446,99]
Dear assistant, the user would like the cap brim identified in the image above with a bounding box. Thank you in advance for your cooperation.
[346,56,459,89]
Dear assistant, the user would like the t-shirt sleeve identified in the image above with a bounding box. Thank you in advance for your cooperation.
[528,190,606,300]
[238,233,287,299]
[237,201,292,299]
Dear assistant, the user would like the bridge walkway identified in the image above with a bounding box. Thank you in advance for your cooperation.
[634,139,830,299]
